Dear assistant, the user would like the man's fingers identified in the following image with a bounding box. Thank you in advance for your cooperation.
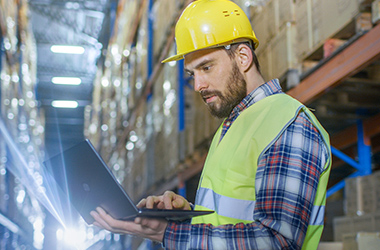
[172,198,185,209]
[90,206,168,242]
[145,195,164,208]
[163,191,175,209]
[140,191,190,210]
[93,207,139,234]
[162,191,190,210]
[137,198,147,208]
[91,209,114,231]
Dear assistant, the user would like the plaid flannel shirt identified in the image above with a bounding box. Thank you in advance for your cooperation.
[163,79,329,250]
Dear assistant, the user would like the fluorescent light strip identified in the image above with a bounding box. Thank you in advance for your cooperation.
[52,100,79,109]
[52,77,81,85]
[0,213,20,234]
[50,45,85,54]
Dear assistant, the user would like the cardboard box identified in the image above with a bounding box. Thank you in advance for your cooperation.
[153,0,182,56]
[334,212,380,241]
[251,0,277,49]
[373,0,380,24]
[344,173,380,216]
[355,12,373,32]
[295,0,313,60]
[317,242,343,250]
[320,0,360,44]
[357,232,380,250]
[275,0,296,29]
[256,43,273,81]
[271,22,298,78]
[311,0,324,47]
[343,232,380,250]
[333,216,355,241]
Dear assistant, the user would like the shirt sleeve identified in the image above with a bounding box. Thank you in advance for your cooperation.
[163,111,329,250]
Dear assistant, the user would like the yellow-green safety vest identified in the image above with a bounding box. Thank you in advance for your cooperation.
[191,93,331,250]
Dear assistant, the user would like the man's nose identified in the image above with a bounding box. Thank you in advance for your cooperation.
[193,74,208,92]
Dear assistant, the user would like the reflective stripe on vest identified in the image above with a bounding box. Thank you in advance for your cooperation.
[309,205,325,226]
[196,187,255,221]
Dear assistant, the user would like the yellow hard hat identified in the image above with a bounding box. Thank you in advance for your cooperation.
[162,0,259,63]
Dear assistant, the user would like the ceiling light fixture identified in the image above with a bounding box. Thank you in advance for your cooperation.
[52,77,82,85]
[51,100,78,109]
[50,45,85,54]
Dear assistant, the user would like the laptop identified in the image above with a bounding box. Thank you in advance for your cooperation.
[43,139,213,225]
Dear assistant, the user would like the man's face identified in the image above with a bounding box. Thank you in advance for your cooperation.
[184,48,247,118]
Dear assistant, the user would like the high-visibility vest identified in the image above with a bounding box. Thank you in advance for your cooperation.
[191,94,331,249]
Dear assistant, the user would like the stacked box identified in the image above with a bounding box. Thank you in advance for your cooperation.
[250,0,277,51]
[256,43,273,82]
[294,0,324,59]
[357,232,380,250]
[295,0,360,62]
[311,0,324,48]
[333,212,379,241]
[112,0,141,50]
[320,0,360,43]
[333,216,355,241]
[343,232,380,250]
[373,0,380,23]
[135,6,149,90]
[153,0,184,57]
[0,0,18,54]
[352,213,375,232]
[251,0,298,79]
[370,171,380,211]
[345,171,380,216]
[87,0,146,196]
[342,233,359,250]
[276,0,296,29]
[345,175,372,215]
[295,0,312,60]
[184,84,196,157]
[334,171,380,241]
[271,22,298,79]
[373,212,380,231]
[151,57,180,183]
[0,1,48,247]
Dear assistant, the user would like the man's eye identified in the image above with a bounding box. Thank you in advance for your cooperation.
[203,66,211,71]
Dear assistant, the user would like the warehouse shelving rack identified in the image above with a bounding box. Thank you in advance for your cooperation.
[139,17,380,201]
[100,1,380,202]
[0,1,47,248]
[287,24,380,197]
[84,1,380,248]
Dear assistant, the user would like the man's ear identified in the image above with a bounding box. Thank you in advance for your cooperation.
[235,44,253,72]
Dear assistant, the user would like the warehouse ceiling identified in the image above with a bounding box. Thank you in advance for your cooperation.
[29,0,118,156]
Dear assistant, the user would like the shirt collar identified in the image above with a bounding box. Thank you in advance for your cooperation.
[229,79,283,118]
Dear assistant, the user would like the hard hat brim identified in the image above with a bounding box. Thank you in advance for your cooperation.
[161,37,259,64]
[161,54,184,63]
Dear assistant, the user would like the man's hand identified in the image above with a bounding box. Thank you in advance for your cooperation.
[90,191,190,242]
[90,207,168,242]
[138,191,191,210]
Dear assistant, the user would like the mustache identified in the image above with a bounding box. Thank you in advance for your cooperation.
[200,90,223,101]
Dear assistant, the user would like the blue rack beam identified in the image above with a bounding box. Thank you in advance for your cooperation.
[327,120,372,198]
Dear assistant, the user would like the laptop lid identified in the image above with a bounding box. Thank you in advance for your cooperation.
[44,139,213,224]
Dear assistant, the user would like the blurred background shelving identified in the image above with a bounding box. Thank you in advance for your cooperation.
[0,0,380,249]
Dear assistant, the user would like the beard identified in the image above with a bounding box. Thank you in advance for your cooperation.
[200,62,247,118]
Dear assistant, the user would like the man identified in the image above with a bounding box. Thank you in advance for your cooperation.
[91,0,331,249]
